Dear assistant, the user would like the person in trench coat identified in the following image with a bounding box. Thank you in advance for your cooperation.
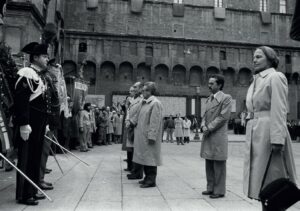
[200,74,232,199]
[132,82,163,188]
[113,112,122,143]
[243,46,297,211]
[183,116,191,143]
[126,82,144,179]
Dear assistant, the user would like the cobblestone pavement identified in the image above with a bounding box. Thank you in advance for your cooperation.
[1,135,300,211]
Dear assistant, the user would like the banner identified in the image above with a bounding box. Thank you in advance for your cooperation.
[73,80,89,113]
[0,105,11,153]
[85,95,105,108]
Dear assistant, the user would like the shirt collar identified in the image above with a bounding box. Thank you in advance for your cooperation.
[30,64,43,72]
[143,96,155,104]
[258,68,276,78]
[213,91,223,103]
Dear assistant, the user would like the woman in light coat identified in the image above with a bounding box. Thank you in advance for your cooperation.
[113,112,123,143]
[244,46,297,211]
[174,114,184,145]
[183,116,191,143]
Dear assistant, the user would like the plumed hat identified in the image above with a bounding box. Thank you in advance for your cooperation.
[21,42,48,55]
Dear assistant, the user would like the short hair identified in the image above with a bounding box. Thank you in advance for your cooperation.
[144,81,157,95]
[256,46,279,69]
[84,103,91,111]
[136,82,144,89]
[209,74,225,90]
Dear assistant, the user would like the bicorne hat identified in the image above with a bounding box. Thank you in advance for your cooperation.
[21,42,48,55]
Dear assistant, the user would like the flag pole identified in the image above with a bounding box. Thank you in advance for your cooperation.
[51,134,68,159]
[44,135,90,167]
[0,153,53,202]
[49,147,64,174]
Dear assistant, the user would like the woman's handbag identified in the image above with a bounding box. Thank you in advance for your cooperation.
[259,149,300,210]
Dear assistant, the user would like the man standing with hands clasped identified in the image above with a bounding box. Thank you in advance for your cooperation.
[200,74,232,199]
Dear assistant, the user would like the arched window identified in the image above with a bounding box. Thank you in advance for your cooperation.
[238,68,252,86]
[190,66,203,86]
[63,60,77,77]
[83,61,96,94]
[155,64,169,84]
[119,62,133,82]
[172,64,186,85]
[100,61,115,81]
[137,63,151,82]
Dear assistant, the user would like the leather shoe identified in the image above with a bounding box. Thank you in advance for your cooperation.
[34,193,46,200]
[140,183,156,188]
[124,168,131,172]
[127,174,143,180]
[138,180,146,185]
[202,191,213,195]
[18,197,38,205]
[209,194,224,199]
[43,181,53,186]
[39,182,54,190]
[45,168,52,173]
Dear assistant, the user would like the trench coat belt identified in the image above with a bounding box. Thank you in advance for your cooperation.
[249,111,270,119]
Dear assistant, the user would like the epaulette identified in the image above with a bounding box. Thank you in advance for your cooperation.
[17,67,39,81]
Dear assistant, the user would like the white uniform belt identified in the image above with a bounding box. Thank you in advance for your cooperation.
[249,111,270,119]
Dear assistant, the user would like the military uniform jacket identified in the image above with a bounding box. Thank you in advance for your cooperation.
[14,65,52,126]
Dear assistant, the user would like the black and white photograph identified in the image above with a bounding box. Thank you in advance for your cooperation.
[1,0,300,210]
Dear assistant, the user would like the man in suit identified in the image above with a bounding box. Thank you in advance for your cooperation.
[200,74,232,199]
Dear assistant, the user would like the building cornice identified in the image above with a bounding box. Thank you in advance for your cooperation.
[64,30,300,51]
[6,1,45,27]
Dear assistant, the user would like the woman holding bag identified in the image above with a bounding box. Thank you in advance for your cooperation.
[243,46,297,211]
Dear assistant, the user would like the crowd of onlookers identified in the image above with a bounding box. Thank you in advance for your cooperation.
[287,120,300,141]
[162,114,198,144]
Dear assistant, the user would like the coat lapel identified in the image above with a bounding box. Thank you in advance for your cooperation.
[203,92,223,116]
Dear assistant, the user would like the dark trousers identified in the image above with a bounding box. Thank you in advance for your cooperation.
[131,162,144,177]
[16,109,47,201]
[205,159,226,195]
[40,137,52,183]
[176,137,184,145]
[127,151,133,171]
[183,137,190,143]
[144,165,157,184]
[262,204,285,211]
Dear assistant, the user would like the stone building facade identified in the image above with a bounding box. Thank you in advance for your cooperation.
[5,0,300,119]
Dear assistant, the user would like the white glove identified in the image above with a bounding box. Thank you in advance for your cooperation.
[20,125,32,141]
[45,125,50,133]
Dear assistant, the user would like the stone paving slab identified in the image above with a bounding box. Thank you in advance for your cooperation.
[1,136,300,210]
